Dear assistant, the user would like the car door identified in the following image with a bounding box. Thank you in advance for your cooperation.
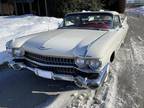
[113,15,126,52]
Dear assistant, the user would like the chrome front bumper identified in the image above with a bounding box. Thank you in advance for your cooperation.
[8,61,109,89]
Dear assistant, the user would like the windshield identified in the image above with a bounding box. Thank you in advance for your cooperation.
[63,13,113,30]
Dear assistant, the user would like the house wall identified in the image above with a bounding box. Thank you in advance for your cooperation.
[2,3,14,15]
[0,1,2,14]
[13,0,49,16]
[0,0,46,16]
[0,1,14,15]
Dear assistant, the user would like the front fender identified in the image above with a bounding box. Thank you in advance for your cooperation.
[86,31,119,67]
[11,33,41,48]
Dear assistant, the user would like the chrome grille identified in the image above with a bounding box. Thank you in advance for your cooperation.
[24,51,76,66]
[25,59,79,74]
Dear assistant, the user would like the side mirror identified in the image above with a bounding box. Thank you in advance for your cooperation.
[119,24,122,28]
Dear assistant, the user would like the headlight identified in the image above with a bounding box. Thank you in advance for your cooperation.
[87,59,101,70]
[6,40,13,54]
[75,57,101,70]
[75,58,86,68]
[13,49,23,57]
[6,48,13,54]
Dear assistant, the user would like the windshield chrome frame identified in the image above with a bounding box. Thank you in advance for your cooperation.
[62,12,114,30]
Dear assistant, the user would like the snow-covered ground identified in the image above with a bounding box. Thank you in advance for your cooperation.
[0,15,63,64]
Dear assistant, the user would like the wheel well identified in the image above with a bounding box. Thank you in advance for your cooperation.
[110,52,115,63]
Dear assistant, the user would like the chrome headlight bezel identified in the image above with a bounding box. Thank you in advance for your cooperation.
[75,58,86,68]
[13,48,24,57]
[87,59,101,71]
[6,40,13,54]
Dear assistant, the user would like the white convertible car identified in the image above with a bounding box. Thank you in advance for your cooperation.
[6,11,128,88]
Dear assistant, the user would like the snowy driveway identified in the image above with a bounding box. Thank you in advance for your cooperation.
[115,15,144,108]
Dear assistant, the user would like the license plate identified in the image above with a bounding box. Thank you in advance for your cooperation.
[35,69,52,79]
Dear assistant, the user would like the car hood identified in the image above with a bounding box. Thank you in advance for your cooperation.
[22,29,108,57]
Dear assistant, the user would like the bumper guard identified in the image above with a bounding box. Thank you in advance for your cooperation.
[8,61,109,89]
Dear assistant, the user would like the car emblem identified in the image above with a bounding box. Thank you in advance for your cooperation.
[39,46,51,50]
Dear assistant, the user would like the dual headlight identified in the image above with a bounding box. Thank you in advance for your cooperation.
[13,49,23,57]
[75,58,101,70]
[6,40,13,54]
[6,40,23,57]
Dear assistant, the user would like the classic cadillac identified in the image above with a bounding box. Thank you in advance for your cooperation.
[6,11,128,88]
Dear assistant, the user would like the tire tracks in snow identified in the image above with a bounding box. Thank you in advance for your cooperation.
[115,15,144,108]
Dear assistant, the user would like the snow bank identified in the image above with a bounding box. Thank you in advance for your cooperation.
[127,6,144,16]
[127,0,135,3]
[0,15,63,65]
